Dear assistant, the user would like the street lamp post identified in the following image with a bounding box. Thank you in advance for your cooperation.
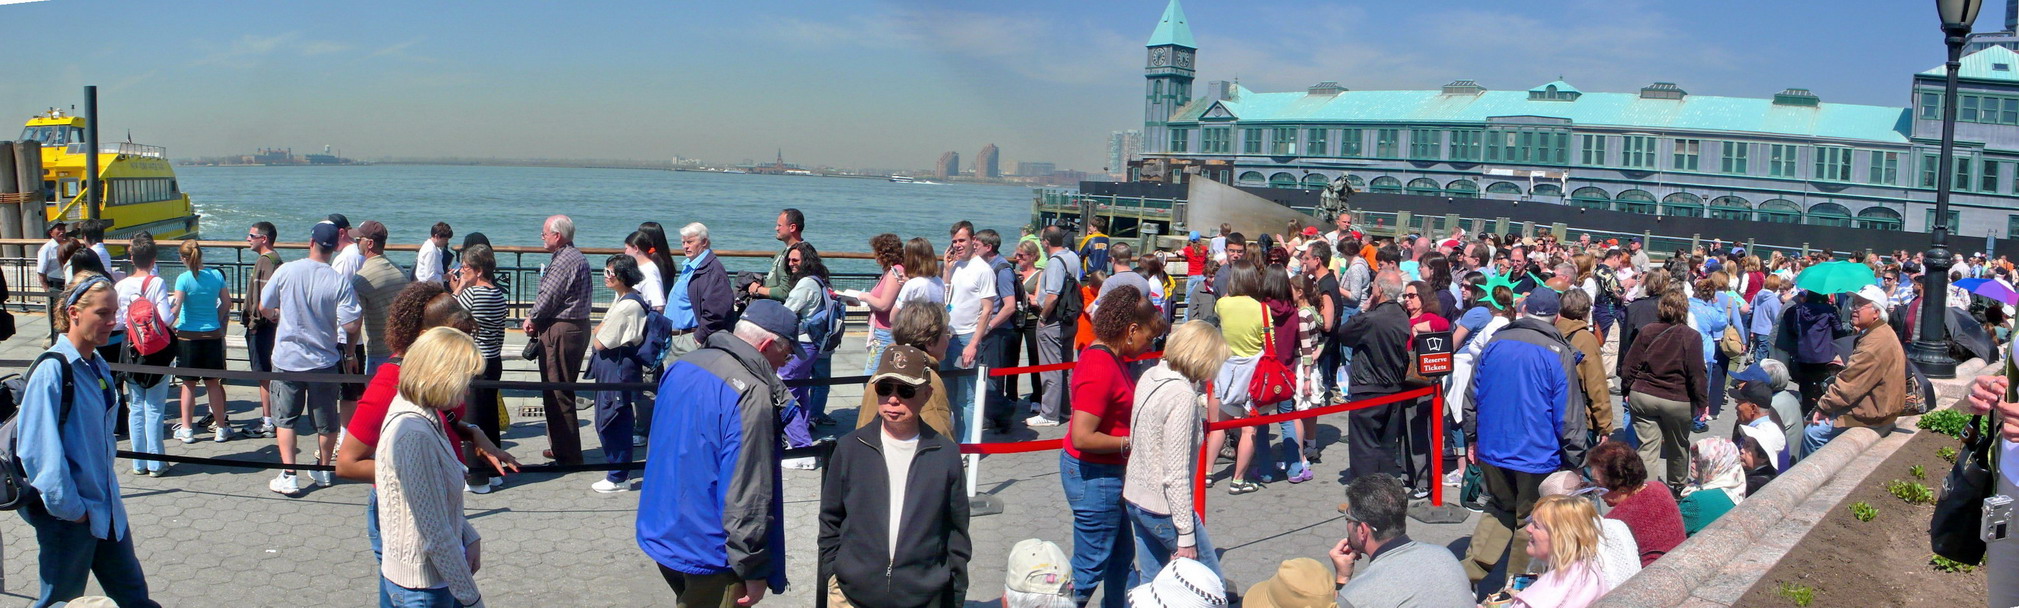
[1912,0,1983,379]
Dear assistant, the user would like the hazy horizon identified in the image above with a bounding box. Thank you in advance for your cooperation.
[0,0,1986,171]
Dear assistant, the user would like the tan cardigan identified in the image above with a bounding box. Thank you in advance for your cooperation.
[1820,323,1906,429]
[1121,363,1203,547]
[376,397,484,607]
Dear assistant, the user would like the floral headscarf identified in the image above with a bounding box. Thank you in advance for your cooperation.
[1682,437,1746,504]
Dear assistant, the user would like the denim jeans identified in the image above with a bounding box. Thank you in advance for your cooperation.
[20,501,158,608]
[1060,452,1134,608]
[809,352,833,419]
[1274,401,1306,478]
[1127,503,1223,583]
[944,332,975,441]
[380,577,461,608]
[125,378,171,473]
[1801,420,1848,458]
[368,487,394,606]
[980,327,1019,427]
[864,328,893,376]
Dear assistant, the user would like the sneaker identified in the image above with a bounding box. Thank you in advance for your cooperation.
[1304,446,1323,465]
[214,426,238,443]
[467,482,493,494]
[1227,479,1262,495]
[1443,468,1465,487]
[781,457,818,470]
[1691,420,1709,434]
[1024,415,1061,428]
[1411,487,1432,500]
[1288,469,1314,484]
[254,417,277,437]
[174,427,195,444]
[269,473,302,496]
[591,479,631,493]
[147,468,166,477]
[311,467,333,488]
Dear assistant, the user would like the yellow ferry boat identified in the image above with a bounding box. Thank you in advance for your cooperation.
[19,108,199,240]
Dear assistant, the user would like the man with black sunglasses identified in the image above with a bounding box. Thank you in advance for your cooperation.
[819,344,970,607]
[240,221,281,436]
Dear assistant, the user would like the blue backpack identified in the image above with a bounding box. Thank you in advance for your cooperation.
[799,278,848,355]
[627,294,676,371]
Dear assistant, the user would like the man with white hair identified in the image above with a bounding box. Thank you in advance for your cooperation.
[526,214,592,465]
[1334,270,1414,483]
[1799,284,1905,456]
[668,222,735,357]
[639,300,803,607]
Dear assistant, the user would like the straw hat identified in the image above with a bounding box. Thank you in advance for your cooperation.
[1242,558,1337,608]
[1126,557,1225,607]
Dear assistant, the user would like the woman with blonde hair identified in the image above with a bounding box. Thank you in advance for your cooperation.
[170,239,234,443]
[376,327,488,607]
[1510,495,1614,608]
[1126,321,1231,581]
[892,237,945,317]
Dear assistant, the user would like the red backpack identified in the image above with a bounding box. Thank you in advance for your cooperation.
[127,276,173,356]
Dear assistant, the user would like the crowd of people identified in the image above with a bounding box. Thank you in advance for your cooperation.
[8,206,1933,607]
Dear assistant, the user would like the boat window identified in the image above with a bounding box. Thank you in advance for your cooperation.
[17,126,80,146]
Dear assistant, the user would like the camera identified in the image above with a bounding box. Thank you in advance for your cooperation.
[1985,494,2013,543]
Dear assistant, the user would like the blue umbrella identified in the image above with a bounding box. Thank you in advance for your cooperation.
[1953,278,2019,306]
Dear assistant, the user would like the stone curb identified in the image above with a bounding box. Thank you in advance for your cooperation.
[1593,426,1884,608]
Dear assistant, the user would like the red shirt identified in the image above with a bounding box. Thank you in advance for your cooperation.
[1411,312,1451,333]
[1606,482,1687,566]
[343,363,460,449]
[1065,346,1134,465]
[1184,244,1207,277]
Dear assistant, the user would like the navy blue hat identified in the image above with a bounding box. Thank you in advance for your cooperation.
[325,213,351,230]
[1730,362,1772,385]
[311,222,341,249]
[1522,287,1561,317]
[740,300,806,358]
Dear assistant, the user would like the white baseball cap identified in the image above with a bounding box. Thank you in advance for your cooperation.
[1005,538,1071,597]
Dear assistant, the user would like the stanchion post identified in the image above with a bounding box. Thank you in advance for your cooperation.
[1430,388,1445,507]
[1195,431,1211,523]
[967,363,1003,517]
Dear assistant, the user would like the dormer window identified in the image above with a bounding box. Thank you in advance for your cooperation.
[1527,80,1581,101]
[1997,62,2012,71]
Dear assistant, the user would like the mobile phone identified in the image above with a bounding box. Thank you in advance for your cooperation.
[1511,574,1537,591]
[1987,495,2014,544]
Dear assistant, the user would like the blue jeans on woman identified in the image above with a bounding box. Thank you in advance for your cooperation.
[1275,401,1306,478]
[380,577,460,607]
[864,328,893,376]
[125,378,171,473]
[1060,452,1134,608]
[1127,503,1223,582]
[20,500,158,607]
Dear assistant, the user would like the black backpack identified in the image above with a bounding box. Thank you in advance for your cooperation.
[1044,254,1083,325]
[0,352,75,511]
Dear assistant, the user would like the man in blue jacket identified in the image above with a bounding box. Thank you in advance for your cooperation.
[1457,288,1589,585]
[637,300,802,607]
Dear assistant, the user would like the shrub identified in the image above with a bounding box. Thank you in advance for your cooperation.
[1918,410,1990,439]
[1850,501,1878,522]
[1888,480,1935,505]
[1932,554,1977,573]
[1777,582,1815,607]
[1939,446,1959,463]
[1911,464,1926,480]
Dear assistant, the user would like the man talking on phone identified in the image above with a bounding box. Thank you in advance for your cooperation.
[1329,474,1473,606]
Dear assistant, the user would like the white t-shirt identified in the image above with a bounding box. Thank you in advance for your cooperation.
[945,257,998,336]
[596,294,648,349]
[893,276,945,317]
[114,271,172,330]
[36,239,61,282]
[331,243,363,278]
[880,429,920,561]
[414,239,444,283]
[636,261,666,311]
[89,243,125,281]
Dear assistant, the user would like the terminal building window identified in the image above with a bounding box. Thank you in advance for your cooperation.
[1485,181,1522,195]
[1570,186,1610,210]
[1169,128,1190,153]
[1661,192,1704,217]
[1869,151,1898,185]
[1921,92,1941,120]
[1371,176,1404,193]
[1709,196,1753,221]
[1923,154,1940,188]
[1855,207,1903,230]
[1813,146,1852,181]
[2008,215,2019,239]
[1757,199,1802,223]
[1490,128,1568,165]
[1340,129,1364,157]
[1238,171,1266,186]
[1622,136,1655,168]
[1721,141,1749,174]
[1306,129,1328,157]
[1957,157,1974,192]
[1376,129,1401,158]
[1410,129,1442,160]
[1580,135,1606,166]
[1202,128,1231,154]
[1808,203,1853,227]
[1616,189,1656,214]
[1243,128,1264,154]
[1986,160,2003,193]
[1408,178,1441,195]
[1673,139,1701,171]
[1445,179,1479,198]
[1270,172,1299,188]
[1451,130,1483,161]
[1271,127,1298,155]
[1769,144,1799,178]
[1927,209,1961,231]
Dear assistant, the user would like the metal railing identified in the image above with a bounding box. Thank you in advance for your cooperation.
[63,142,166,158]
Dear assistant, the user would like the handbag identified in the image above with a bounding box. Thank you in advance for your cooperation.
[1248,302,1296,408]
[521,338,542,361]
[1718,300,1748,359]
[1931,412,1999,565]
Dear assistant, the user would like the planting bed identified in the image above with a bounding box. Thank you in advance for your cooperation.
[1737,430,1986,607]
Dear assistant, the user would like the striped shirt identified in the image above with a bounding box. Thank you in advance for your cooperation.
[456,285,509,359]
[1296,305,1323,366]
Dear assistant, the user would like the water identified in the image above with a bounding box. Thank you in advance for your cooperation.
[177,165,1037,276]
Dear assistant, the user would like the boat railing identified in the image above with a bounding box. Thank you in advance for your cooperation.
[64,142,167,158]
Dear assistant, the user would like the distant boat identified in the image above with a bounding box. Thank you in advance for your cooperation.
[722,169,748,174]
[889,175,914,183]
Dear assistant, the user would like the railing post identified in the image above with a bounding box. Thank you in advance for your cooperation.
[967,363,1002,516]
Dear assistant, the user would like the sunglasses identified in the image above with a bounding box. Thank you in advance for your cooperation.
[874,380,919,400]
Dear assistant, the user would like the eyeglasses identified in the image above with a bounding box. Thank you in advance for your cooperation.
[246,233,260,240]
[874,380,918,400]
[1402,293,1420,300]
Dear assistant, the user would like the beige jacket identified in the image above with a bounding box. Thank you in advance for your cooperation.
[1821,323,1906,428]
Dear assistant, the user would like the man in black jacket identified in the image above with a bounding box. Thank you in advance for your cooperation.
[1336,270,1415,482]
[818,345,971,608]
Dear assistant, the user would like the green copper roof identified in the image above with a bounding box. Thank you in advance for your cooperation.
[1171,84,1912,143]
[1921,46,2019,82]
[1146,0,1196,48]
[1531,80,1579,93]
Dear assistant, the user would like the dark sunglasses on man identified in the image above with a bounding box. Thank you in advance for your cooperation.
[874,380,918,400]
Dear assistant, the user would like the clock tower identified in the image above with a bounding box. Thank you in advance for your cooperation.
[1144,0,1195,155]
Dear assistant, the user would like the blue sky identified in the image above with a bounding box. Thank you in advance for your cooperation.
[0,0,1993,171]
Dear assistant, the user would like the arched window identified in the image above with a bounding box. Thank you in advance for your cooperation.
[1238,171,1265,186]
[1661,192,1704,218]
[1486,181,1522,195]
[1615,189,1656,215]
[1445,179,1479,198]
[1709,196,1752,221]
[1532,183,1564,197]
[1370,176,1403,193]
[1757,199,1801,224]
[1269,172,1299,189]
[1855,206,1904,230]
[1302,173,1330,189]
[1345,174,1366,189]
[1807,202,1852,227]
[1570,187,1610,210]
[1407,178,1441,196]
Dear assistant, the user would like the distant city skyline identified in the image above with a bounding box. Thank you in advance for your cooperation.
[0,0,1992,170]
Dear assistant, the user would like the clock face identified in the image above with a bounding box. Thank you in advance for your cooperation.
[1150,47,1168,66]
[1175,50,1192,68]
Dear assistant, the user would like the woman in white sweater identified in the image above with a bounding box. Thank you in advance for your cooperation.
[377,327,488,607]
[1124,320,1232,580]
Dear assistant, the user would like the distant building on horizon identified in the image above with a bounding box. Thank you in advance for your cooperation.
[1017,161,1056,177]
[1108,130,1143,179]
[977,144,1001,178]
[936,151,960,179]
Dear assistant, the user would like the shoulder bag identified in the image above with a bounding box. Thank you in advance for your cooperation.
[1248,302,1296,409]
[1931,412,1998,565]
